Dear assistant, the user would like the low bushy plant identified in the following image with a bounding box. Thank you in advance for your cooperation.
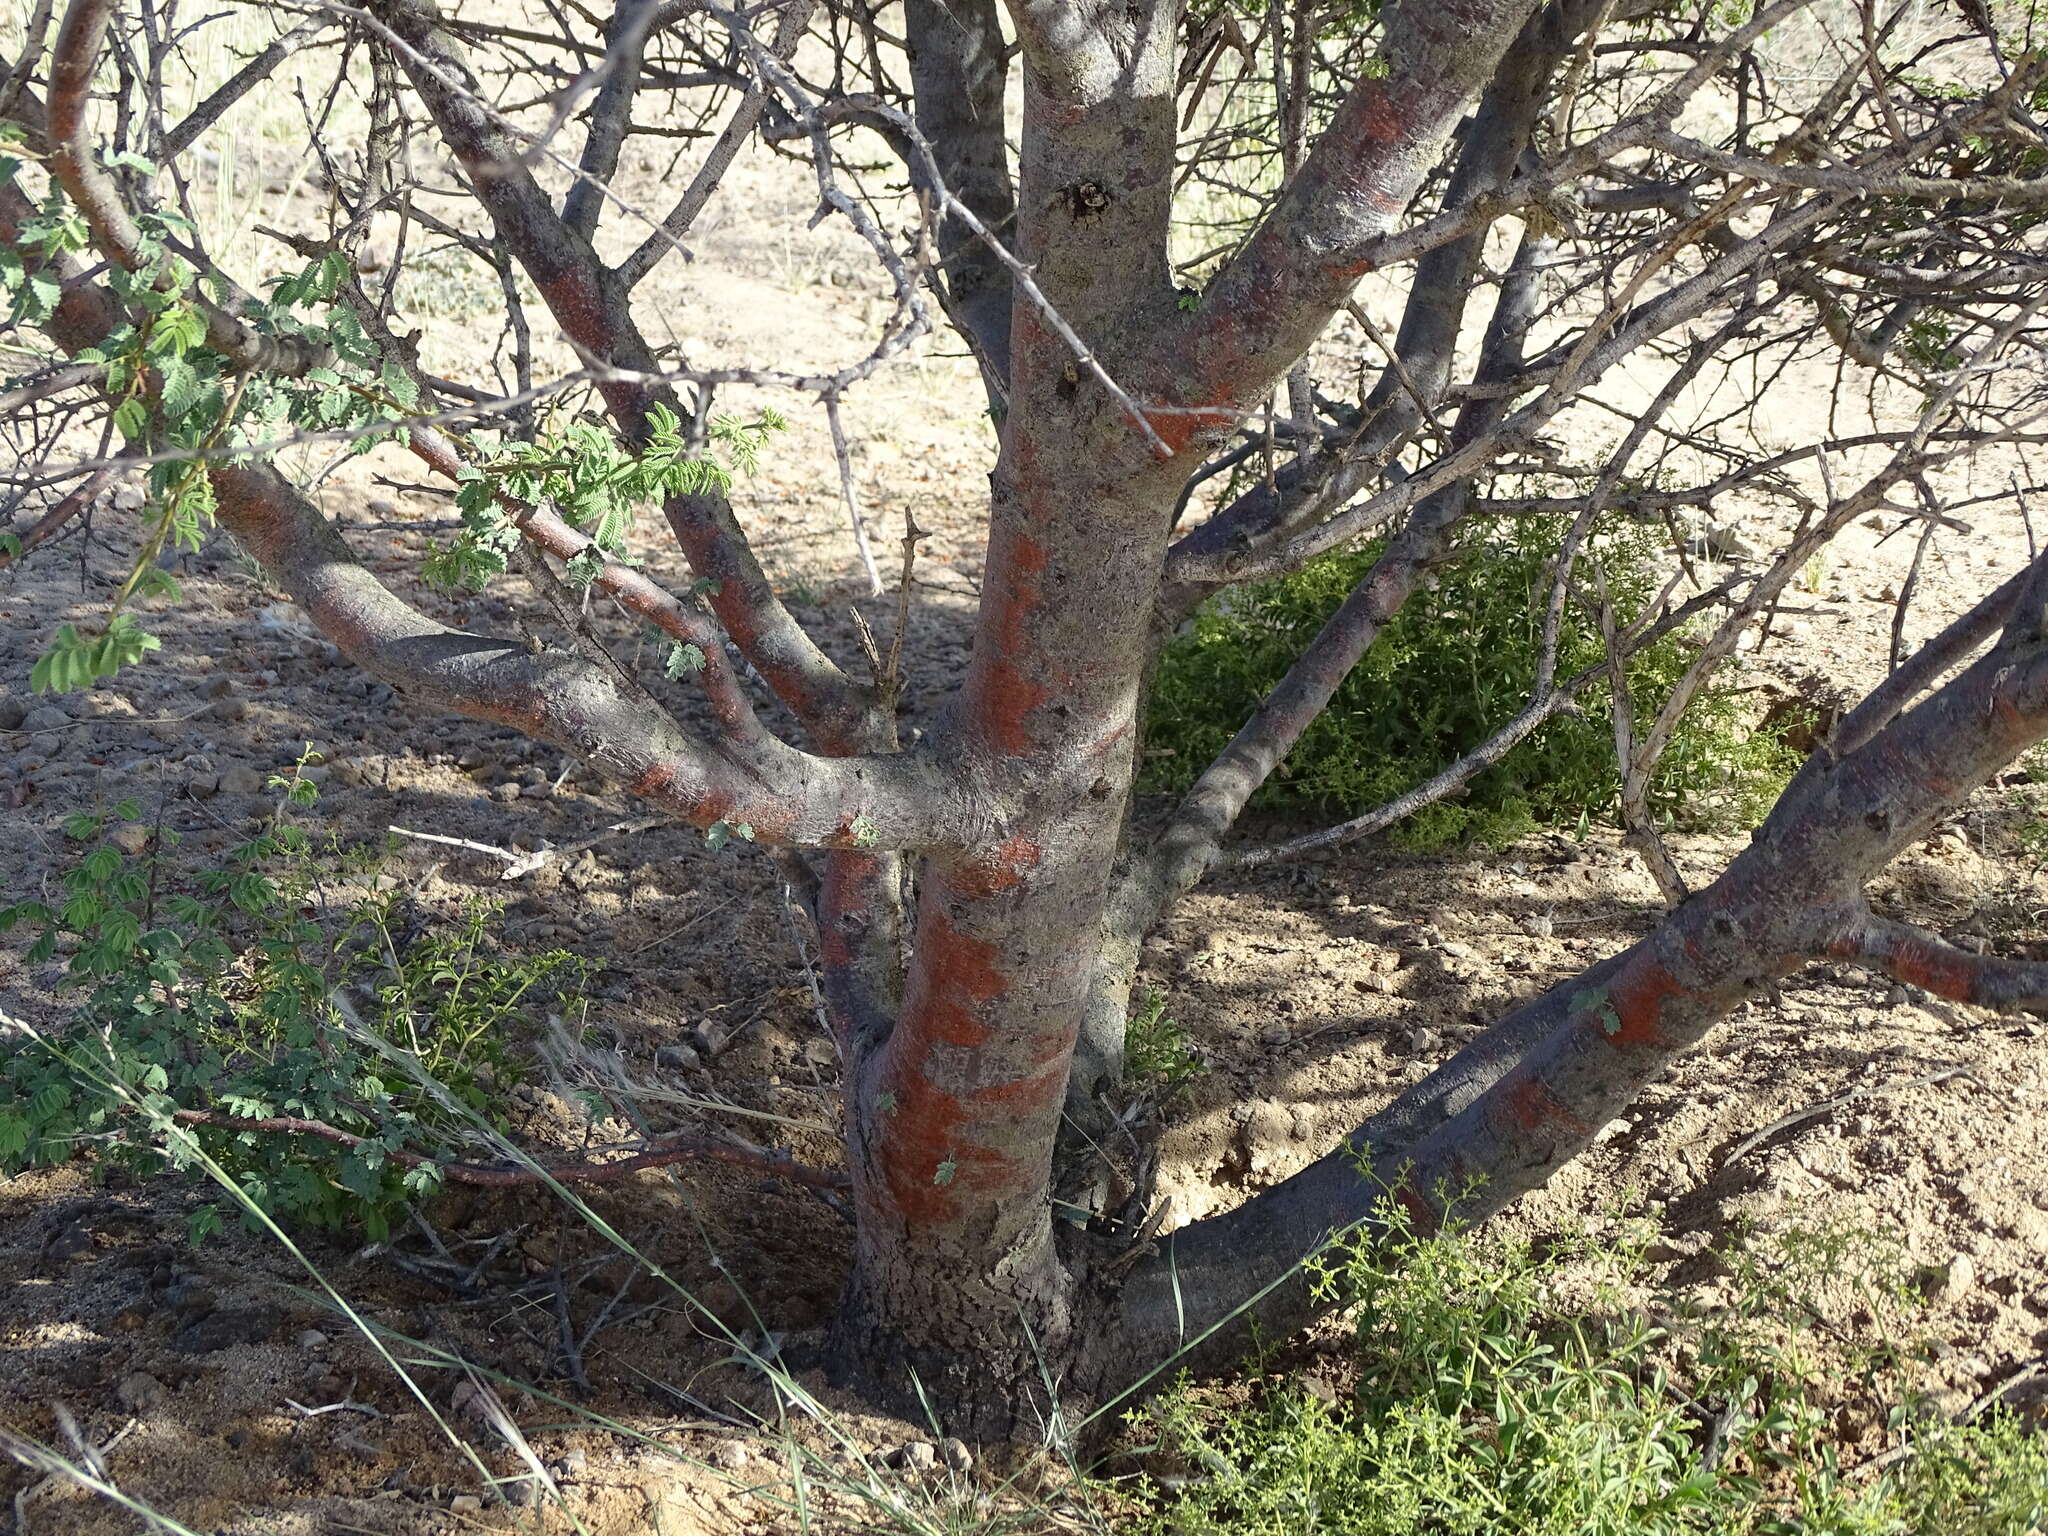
[1132,1193,2048,1534]
[1141,517,1799,848]
[0,768,589,1241]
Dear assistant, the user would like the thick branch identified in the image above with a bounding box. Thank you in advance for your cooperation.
[1103,592,2048,1396]
[1833,915,2048,1015]
[1146,0,1543,442]
[160,18,328,161]
[1139,229,1554,914]
[1178,188,1844,587]
[0,172,971,852]
[1161,3,1575,595]
[562,0,657,242]
[0,472,106,572]
[373,0,879,750]
[402,422,774,750]
[209,461,958,848]
[46,0,327,377]
[903,0,1016,386]
[1833,557,2042,754]
[614,0,817,290]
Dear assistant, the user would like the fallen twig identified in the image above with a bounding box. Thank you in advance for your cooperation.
[169,1107,849,1191]
[1721,1067,1986,1166]
[389,814,672,880]
[6,1414,136,1536]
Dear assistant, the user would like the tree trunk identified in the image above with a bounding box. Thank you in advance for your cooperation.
[824,32,1186,1430]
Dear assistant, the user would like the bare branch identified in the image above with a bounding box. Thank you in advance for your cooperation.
[901,0,1015,385]
[45,0,329,376]
[613,0,817,289]
[1147,0,1545,446]
[1831,915,2048,1016]
[562,0,660,242]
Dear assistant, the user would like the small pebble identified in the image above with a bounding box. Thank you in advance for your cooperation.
[655,1043,701,1072]
[173,1304,280,1353]
[296,1328,330,1350]
[1937,1252,1976,1306]
[164,1274,216,1313]
[892,1440,938,1475]
[117,1370,168,1412]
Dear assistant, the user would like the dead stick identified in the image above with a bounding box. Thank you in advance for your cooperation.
[168,1108,848,1191]
[0,471,108,573]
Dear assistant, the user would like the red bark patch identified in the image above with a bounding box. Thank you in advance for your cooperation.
[971,1051,1067,1110]
[867,911,1052,1222]
[1358,86,1405,145]
[871,1063,971,1223]
[1881,933,1980,1002]
[979,532,1051,756]
[1592,959,1688,1049]
[949,835,1044,898]
[534,271,612,362]
[1388,1175,1441,1237]
[1144,403,1237,457]
[901,911,1006,1050]
[630,768,733,833]
[1494,1072,1590,1138]
[818,851,884,970]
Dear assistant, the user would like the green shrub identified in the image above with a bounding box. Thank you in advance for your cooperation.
[1132,1196,2048,1535]
[1141,517,1798,848]
[0,774,589,1242]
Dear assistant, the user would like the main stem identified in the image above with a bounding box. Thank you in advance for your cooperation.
[829,37,1184,1431]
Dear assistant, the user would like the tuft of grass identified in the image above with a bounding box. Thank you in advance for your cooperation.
[1142,516,1800,850]
[1126,990,1202,1093]
[1128,1194,2048,1535]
